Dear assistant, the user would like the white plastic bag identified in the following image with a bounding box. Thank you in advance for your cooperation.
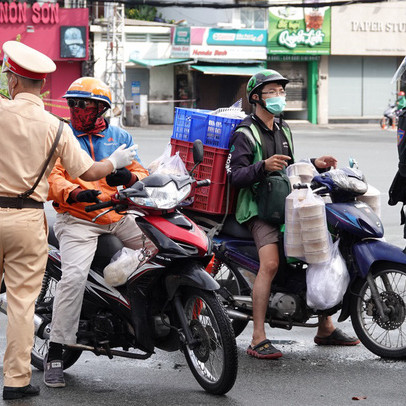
[306,240,350,310]
[103,247,142,287]
[148,143,188,176]
[148,143,172,174]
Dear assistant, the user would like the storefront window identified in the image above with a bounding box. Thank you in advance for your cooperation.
[240,8,267,29]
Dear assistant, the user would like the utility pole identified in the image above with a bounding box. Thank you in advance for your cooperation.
[104,2,125,123]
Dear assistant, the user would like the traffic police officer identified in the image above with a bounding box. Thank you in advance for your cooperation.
[0,41,136,400]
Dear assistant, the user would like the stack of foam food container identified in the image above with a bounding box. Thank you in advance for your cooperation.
[170,107,245,215]
[284,189,306,259]
[356,184,381,217]
[284,189,331,264]
[297,194,331,264]
[286,161,316,186]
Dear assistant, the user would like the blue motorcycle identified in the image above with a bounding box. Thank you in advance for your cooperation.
[185,166,406,359]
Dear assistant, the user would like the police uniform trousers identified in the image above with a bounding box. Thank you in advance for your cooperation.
[50,213,151,345]
[0,208,48,387]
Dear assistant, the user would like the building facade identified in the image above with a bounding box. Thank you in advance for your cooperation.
[0,1,89,118]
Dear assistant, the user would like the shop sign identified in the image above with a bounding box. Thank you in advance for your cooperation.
[190,46,266,60]
[268,6,331,55]
[207,29,267,46]
[171,27,267,60]
[0,2,59,24]
[174,26,190,45]
[331,2,406,55]
[172,26,190,58]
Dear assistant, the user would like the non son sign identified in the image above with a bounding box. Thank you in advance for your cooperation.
[0,2,59,24]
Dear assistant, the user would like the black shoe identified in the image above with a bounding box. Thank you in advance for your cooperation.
[3,384,40,400]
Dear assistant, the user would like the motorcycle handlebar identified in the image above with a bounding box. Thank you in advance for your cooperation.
[196,179,211,187]
[85,200,113,212]
[293,181,324,191]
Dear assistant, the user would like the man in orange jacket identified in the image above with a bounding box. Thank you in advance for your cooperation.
[44,77,152,388]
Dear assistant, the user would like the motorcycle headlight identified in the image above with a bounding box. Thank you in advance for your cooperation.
[129,181,191,210]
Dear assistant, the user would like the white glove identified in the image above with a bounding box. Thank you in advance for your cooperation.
[107,144,136,171]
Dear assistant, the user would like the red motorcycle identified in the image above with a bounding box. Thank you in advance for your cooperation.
[3,141,238,395]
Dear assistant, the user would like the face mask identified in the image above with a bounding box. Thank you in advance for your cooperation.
[70,106,99,131]
[264,96,286,115]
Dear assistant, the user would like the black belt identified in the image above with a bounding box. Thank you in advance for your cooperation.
[0,197,44,209]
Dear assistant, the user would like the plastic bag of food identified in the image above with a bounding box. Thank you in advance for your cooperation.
[103,247,142,287]
[148,143,188,176]
[306,239,350,310]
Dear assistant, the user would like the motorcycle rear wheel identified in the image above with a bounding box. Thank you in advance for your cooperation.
[211,260,250,337]
[181,287,238,395]
[350,262,406,359]
[31,268,82,371]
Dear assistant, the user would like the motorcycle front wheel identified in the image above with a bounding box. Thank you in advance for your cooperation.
[31,266,82,371]
[211,259,250,337]
[379,116,391,129]
[181,287,238,395]
[350,262,406,359]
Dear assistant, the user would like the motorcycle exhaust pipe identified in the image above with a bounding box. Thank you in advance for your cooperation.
[0,293,50,339]
[226,308,252,321]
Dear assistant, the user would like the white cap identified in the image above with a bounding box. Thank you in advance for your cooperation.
[2,41,56,80]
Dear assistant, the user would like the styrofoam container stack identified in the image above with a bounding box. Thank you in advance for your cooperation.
[297,195,331,264]
[356,184,381,217]
[284,189,307,259]
[285,189,307,223]
[286,162,315,184]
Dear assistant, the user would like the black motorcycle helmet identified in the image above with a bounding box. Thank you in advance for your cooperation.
[247,69,289,105]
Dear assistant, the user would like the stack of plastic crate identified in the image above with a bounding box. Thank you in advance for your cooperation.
[170,107,243,214]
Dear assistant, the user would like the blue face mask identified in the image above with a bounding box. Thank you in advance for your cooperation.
[264,96,286,115]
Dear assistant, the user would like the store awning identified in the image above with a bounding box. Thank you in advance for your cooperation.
[190,64,264,76]
[129,58,191,67]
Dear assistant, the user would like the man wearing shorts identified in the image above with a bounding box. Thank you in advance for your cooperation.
[226,70,359,359]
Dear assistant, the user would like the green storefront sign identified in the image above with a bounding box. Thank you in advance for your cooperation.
[268,7,331,55]
[174,26,190,46]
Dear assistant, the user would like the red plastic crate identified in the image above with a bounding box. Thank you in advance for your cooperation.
[170,139,236,214]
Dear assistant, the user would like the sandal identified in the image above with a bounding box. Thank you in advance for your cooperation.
[314,328,360,346]
[247,339,283,359]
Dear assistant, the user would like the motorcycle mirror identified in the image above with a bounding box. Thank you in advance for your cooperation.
[188,139,204,177]
[192,139,204,165]
[349,157,358,169]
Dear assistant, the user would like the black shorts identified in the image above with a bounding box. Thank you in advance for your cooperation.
[246,216,279,251]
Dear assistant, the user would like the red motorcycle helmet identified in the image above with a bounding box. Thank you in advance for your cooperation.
[398,91,405,97]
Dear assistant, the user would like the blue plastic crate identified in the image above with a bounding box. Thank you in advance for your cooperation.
[172,108,209,141]
[171,108,243,149]
[189,111,242,149]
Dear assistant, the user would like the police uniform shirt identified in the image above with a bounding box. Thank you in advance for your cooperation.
[0,93,94,202]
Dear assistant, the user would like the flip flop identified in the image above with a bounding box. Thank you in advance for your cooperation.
[314,328,360,346]
[247,339,283,359]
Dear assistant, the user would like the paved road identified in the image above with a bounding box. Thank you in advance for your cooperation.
[1,122,405,406]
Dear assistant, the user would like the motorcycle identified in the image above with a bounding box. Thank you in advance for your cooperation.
[0,141,238,395]
[380,103,398,129]
[184,165,406,359]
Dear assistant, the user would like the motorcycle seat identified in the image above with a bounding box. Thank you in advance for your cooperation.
[182,209,252,240]
[47,215,124,270]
